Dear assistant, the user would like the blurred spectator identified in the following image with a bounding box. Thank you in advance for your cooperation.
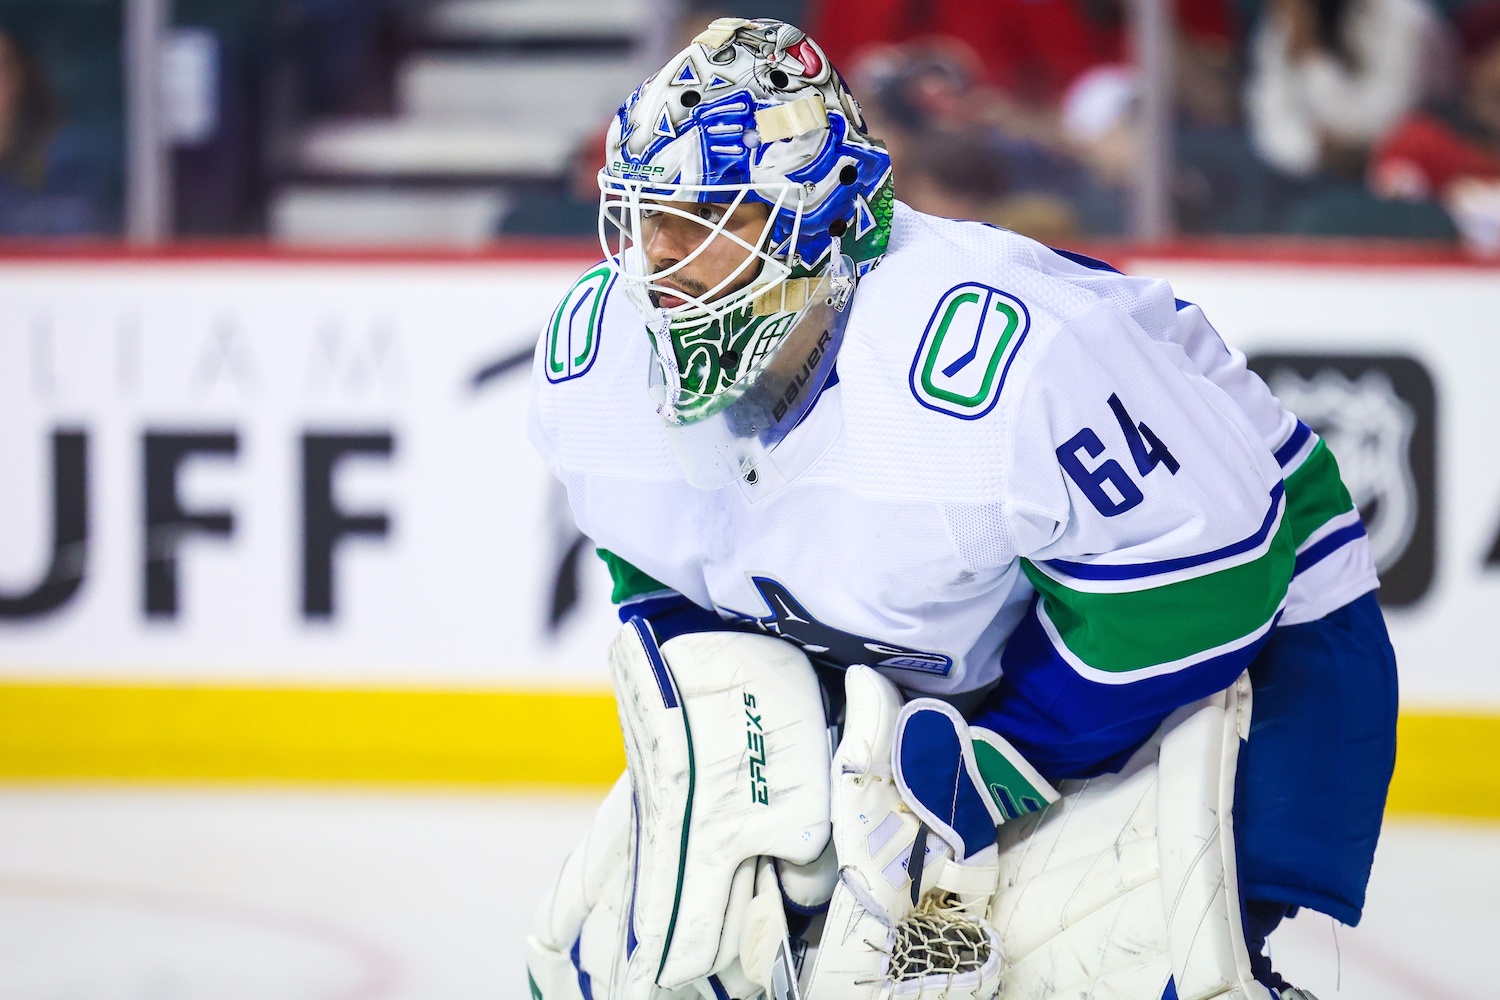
[812,0,1237,162]
[849,39,1101,238]
[0,25,110,236]
[816,0,1254,236]
[500,128,607,237]
[810,0,1233,107]
[174,1,276,236]
[900,129,1008,220]
[289,0,405,118]
[1371,4,1500,249]
[1245,0,1456,181]
[900,126,1081,242]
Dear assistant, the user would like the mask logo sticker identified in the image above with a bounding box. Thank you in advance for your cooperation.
[909,282,1030,420]
[544,265,614,383]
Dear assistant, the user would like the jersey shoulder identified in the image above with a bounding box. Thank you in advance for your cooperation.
[849,205,1178,361]
[826,208,1274,528]
[826,208,1176,494]
[529,260,678,478]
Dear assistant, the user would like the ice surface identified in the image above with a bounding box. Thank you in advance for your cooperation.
[0,786,1490,999]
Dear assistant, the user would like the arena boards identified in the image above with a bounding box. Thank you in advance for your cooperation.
[0,250,1494,818]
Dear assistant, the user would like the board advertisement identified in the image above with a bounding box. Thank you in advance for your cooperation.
[1,255,1496,710]
[0,259,620,688]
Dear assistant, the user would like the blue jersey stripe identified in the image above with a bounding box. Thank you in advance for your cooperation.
[975,596,1276,779]
[618,591,682,621]
[619,592,728,642]
[1294,521,1367,577]
[1050,246,1122,273]
[1275,421,1314,468]
[1041,482,1284,582]
[628,615,678,710]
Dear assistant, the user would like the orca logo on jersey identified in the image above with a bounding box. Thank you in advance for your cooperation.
[909,282,1030,420]
[720,576,953,676]
[544,265,615,383]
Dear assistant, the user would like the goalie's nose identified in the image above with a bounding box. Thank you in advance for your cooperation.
[642,213,707,277]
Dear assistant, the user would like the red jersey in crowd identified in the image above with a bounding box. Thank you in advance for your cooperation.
[1372,108,1500,201]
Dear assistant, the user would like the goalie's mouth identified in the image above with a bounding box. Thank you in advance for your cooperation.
[650,278,707,311]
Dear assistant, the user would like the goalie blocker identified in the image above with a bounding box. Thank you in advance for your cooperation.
[529,622,1299,1000]
[528,621,837,1000]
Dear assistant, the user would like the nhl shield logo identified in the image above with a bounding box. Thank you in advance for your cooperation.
[1269,369,1416,568]
[1250,353,1436,607]
[545,264,614,383]
[910,282,1030,419]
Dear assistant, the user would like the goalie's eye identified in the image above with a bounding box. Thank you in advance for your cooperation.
[693,204,726,224]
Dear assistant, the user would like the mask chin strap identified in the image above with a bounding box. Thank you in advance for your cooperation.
[749,236,854,316]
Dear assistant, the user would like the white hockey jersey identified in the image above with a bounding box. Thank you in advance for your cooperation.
[1040,247,1378,626]
[530,203,1373,777]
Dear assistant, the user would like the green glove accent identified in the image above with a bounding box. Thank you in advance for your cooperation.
[970,726,1061,822]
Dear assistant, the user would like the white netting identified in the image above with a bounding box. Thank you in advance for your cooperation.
[885,893,993,984]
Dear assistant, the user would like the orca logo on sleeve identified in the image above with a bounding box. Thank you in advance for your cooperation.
[544,264,614,383]
[909,282,1030,419]
[1248,353,1436,607]
[720,576,953,676]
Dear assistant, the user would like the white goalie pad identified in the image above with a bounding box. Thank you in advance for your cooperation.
[527,773,640,1000]
[526,770,795,1000]
[988,674,1274,1000]
[610,622,835,999]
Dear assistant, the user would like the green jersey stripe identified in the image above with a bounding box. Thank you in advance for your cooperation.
[1283,440,1358,550]
[598,548,670,604]
[1021,513,1294,674]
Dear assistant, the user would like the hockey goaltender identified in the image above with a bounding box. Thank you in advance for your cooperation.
[525,17,1397,1000]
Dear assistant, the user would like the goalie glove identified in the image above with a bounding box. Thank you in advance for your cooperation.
[804,667,1052,1000]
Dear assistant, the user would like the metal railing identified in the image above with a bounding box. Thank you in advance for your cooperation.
[122,0,1178,245]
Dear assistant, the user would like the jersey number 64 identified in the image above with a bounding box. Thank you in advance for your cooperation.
[1057,393,1180,517]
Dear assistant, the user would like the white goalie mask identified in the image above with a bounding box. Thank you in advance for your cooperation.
[599,17,894,488]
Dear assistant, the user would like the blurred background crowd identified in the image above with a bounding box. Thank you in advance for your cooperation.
[4,0,1500,249]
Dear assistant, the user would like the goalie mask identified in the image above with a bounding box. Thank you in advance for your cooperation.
[599,17,894,488]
